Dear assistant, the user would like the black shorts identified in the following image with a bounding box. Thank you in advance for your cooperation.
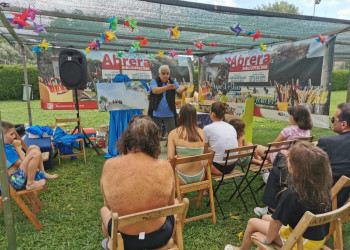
[107,215,175,250]
[213,161,236,174]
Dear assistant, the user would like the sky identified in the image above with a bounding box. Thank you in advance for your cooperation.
[183,0,350,20]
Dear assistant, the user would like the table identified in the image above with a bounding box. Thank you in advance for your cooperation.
[105,109,143,158]
[23,136,53,170]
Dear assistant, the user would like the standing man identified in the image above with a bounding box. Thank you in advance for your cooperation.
[148,65,187,136]
[317,102,350,207]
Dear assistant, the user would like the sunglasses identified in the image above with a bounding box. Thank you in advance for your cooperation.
[331,117,343,124]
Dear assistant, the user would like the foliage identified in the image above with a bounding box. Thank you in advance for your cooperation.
[332,70,349,91]
[0,37,37,66]
[255,1,301,14]
[0,65,39,100]
[0,92,348,249]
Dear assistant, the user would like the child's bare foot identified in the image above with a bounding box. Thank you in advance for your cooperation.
[26,179,46,190]
[45,173,58,179]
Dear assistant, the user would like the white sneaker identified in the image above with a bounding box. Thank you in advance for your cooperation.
[262,172,270,183]
[254,206,268,217]
[224,245,236,250]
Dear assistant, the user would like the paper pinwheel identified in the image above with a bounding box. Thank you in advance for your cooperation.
[158,51,164,57]
[85,47,90,55]
[194,40,204,51]
[27,6,40,21]
[107,16,118,31]
[185,48,193,55]
[250,30,261,42]
[88,40,97,50]
[169,49,178,58]
[137,36,150,47]
[230,22,243,36]
[132,41,141,51]
[117,51,123,58]
[200,56,206,62]
[225,57,232,63]
[31,45,42,55]
[11,9,30,27]
[316,34,326,44]
[100,32,107,42]
[33,22,46,33]
[38,39,51,50]
[125,17,138,32]
[167,26,180,39]
[260,43,267,51]
[129,46,136,54]
[20,47,23,56]
[95,40,101,49]
[208,42,218,47]
[149,53,155,59]
[105,31,117,41]
[245,31,256,35]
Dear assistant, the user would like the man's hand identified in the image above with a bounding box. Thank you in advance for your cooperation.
[12,140,22,149]
[166,80,176,90]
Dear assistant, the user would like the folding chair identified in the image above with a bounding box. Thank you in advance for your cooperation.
[294,135,314,143]
[109,198,190,250]
[14,131,49,162]
[240,139,296,196]
[171,152,216,224]
[211,145,258,218]
[252,201,350,250]
[0,185,47,230]
[55,118,86,166]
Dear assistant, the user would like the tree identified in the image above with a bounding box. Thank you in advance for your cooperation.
[255,1,302,15]
[0,37,37,65]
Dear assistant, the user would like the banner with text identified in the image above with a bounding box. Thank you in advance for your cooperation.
[200,38,330,128]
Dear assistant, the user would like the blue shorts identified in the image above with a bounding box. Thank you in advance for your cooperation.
[9,168,26,190]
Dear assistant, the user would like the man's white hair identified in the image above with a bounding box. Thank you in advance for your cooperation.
[159,65,170,74]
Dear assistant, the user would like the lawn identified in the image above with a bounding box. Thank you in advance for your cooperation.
[0,91,349,249]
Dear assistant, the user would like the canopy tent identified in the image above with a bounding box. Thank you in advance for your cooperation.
[1,0,350,127]
[0,0,350,59]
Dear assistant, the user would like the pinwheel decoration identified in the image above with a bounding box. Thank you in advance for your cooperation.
[208,42,218,47]
[250,30,261,42]
[31,45,42,55]
[260,43,267,52]
[169,49,178,58]
[27,6,40,21]
[149,53,155,59]
[185,48,193,55]
[38,39,51,50]
[316,33,326,44]
[194,40,204,51]
[167,26,180,39]
[33,22,46,33]
[117,51,123,58]
[200,56,206,62]
[230,22,243,36]
[158,51,164,57]
[125,18,138,32]
[107,16,118,31]
[11,9,30,27]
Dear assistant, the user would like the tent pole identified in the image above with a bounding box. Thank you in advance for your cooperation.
[0,112,17,250]
[21,46,33,126]
[347,68,350,103]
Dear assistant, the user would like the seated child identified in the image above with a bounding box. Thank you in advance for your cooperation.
[228,119,266,166]
[2,121,58,191]
[225,141,332,250]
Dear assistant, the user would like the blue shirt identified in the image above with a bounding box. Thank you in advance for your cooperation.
[150,79,179,118]
[4,144,20,169]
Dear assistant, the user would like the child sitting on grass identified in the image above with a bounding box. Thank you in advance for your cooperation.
[228,119,266,166]
[2,121,58,191]
[225,141,332,250]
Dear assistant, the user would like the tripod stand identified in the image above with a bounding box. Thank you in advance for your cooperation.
[71,89,100,155]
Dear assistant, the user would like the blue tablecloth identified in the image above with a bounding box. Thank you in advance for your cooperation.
[105,109,143,158]
[197,113,212,129]
[23,136,53,170]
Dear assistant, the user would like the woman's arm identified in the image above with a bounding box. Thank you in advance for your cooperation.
[203,143,210,153]
[266,219,282,244]
[167,131,176,160]
[273,133,285,143]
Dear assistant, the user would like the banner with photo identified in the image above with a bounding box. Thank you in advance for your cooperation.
[200,38,331,128]
[38,49,194,110]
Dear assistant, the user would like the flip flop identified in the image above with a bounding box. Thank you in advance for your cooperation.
[101,238,109,250]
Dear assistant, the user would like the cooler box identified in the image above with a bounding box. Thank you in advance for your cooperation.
[23,136,53,170]
[72,128,96,147]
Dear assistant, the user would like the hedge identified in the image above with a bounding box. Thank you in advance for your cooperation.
[0,64,39,100]
[332,70,349,91]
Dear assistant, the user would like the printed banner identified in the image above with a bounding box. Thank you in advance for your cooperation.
[38,49,194,110]
[200,38,330,128]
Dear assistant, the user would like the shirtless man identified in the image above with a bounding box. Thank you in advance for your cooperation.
[100,115,175,250]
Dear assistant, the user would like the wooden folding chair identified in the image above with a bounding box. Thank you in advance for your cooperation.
[211,145,258,217]
[294,135,314,143]
[109,198,190,250]
[55,118,86,166]
[252,201,350,250]
[14,131,49,162]
[324,176,350,249]
[0,185,47,230]
[171,152,216,224]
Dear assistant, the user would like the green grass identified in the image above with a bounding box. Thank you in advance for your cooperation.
[0,91,349,249]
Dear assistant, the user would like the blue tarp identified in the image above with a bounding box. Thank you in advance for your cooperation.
[53,127,84,159]
[27,125,53,138]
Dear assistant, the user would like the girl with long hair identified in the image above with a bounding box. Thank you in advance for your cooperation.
[225,141,332,250]
[167,104,205,184]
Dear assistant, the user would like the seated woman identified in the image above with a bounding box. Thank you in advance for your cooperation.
[168,104,205,185]
[225,141,332,250]
[203,102,238,175]
[255,105,313,163]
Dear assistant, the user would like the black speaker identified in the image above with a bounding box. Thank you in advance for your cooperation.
[59,49,87,90]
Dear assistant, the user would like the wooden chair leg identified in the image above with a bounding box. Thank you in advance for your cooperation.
[23,193,40,214]
[196,190,204,209]
[10,190,43,230]
[208,186,216,224]
[57,148,61,166]
[29,192,44,208]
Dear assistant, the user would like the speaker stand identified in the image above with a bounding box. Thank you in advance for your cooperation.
[71,89,100,155]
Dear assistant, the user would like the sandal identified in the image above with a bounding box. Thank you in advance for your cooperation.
[101,238,109,250]
[224,244,239,250]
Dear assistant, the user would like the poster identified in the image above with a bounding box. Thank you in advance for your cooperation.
[38,49,194,110]
[200,38,330,128]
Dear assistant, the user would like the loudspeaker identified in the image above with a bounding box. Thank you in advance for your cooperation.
[59,49,87,90]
